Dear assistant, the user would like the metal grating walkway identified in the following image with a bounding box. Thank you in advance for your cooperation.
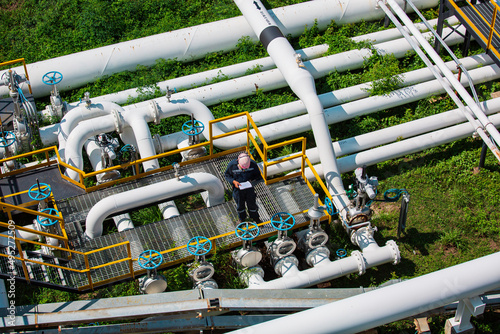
[54,152,314,289]
[445,0,500,66]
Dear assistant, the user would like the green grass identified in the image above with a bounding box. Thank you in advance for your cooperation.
[3,0,500,332]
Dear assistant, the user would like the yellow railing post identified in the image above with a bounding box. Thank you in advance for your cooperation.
[488,5,498,50]
[127,243,135,279]
[14,239,30,282]
[84,254,93,290]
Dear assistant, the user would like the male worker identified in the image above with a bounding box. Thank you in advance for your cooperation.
[224,152,263,224]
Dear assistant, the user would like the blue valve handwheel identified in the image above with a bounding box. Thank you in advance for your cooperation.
[0,131,15,148]
[324,197,336,215]
[28,183,51,201]
[270,212,295,231]
[235,221,260,241]
[37,208,60,227]
[42,71,63,85]
[138,250,163,270]
[336,248,347,258]
[186,236,212,256]
[182,120,204,136]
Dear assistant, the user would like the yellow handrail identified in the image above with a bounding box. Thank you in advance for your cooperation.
[447,0,500,60]
[0,58,32,94]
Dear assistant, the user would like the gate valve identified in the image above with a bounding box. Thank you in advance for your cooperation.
[182,117,204,146]
[233,221,262,268]
[298,194,330,258]
[137,249,167,294]
[268,212,297,263]
[186,236,218,289]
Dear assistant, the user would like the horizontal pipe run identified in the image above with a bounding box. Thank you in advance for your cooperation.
[247,227,399,289]
[80,17,452,106]
[230,251,500,334]
[0,0,439,98]
[84,172,225,239]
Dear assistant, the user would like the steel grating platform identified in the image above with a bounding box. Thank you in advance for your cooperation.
[54,152,315,289]
[446,0,500,66]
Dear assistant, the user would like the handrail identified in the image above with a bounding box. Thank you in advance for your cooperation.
[0,234,133,291]
[0,111,335,291]
[446,0,500,61]
[0,58,32,94]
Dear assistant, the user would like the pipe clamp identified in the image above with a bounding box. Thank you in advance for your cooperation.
[386,240,401,264]
[111,109,123,134]
[149,101,160,125]
[351,250,366,275]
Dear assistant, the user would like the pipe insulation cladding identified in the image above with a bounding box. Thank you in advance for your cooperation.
[0,0,439,98]
[234,0,349,211]
[229,251,500,334]
[84,172,225,239]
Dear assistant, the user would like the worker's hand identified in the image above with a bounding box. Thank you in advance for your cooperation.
[233,180,241,188]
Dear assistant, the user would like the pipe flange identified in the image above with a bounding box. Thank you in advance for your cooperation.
[152,133,162,154]
[351,250,366,275]
[149,101,160,125]
[111,109,123,134]
[386,239,401,264]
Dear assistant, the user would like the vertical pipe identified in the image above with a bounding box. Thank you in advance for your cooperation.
[233,0,350,213]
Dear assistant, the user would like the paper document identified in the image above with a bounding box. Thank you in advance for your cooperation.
[239,181,253,189]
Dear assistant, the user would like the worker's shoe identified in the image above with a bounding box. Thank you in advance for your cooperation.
[253,217,262,224]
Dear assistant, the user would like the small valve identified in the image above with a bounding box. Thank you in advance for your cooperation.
[267,212,298,276]
[137,250,167,294]
[166,86,177,102]
[186,236,218,289]
[233,221,262,268]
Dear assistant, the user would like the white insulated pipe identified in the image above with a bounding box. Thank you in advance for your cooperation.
[158,201,180,219]
[0,224,40,247]
[87,17,451,106]
[268,95,500,177]
[379,0,500,162]
[0,0,438,98]
[145,24,469,152]
[385,0,500,157]
[84,172,225,239]
[234,0,349,211]
[39,23,467,148]
[247,227,399,289]
[305,109,500,179]
[230,251,500,334]
[63,98,217,181]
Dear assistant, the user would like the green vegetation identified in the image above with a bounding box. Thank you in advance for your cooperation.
[3,0,500,333]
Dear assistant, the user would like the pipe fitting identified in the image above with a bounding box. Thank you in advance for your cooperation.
[386,239,401,264]
[352,250,366,275]
[111,109,124,134]
[149,101,160,125]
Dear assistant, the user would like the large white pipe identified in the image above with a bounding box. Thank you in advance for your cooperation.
[0,0,438,98]
[234,0,349,212]
[267,96,500,177]
[386,0,500,156]
[231,251,500,334]
[145,24,469,152]
[39,23,467,148]
[247,227,399,289]
[303,110,500,179]
[87,17,451,106]
[84,172,225,239]
[0,224,39,247]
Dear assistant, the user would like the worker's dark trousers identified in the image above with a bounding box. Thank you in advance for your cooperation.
[233,188,260,222]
